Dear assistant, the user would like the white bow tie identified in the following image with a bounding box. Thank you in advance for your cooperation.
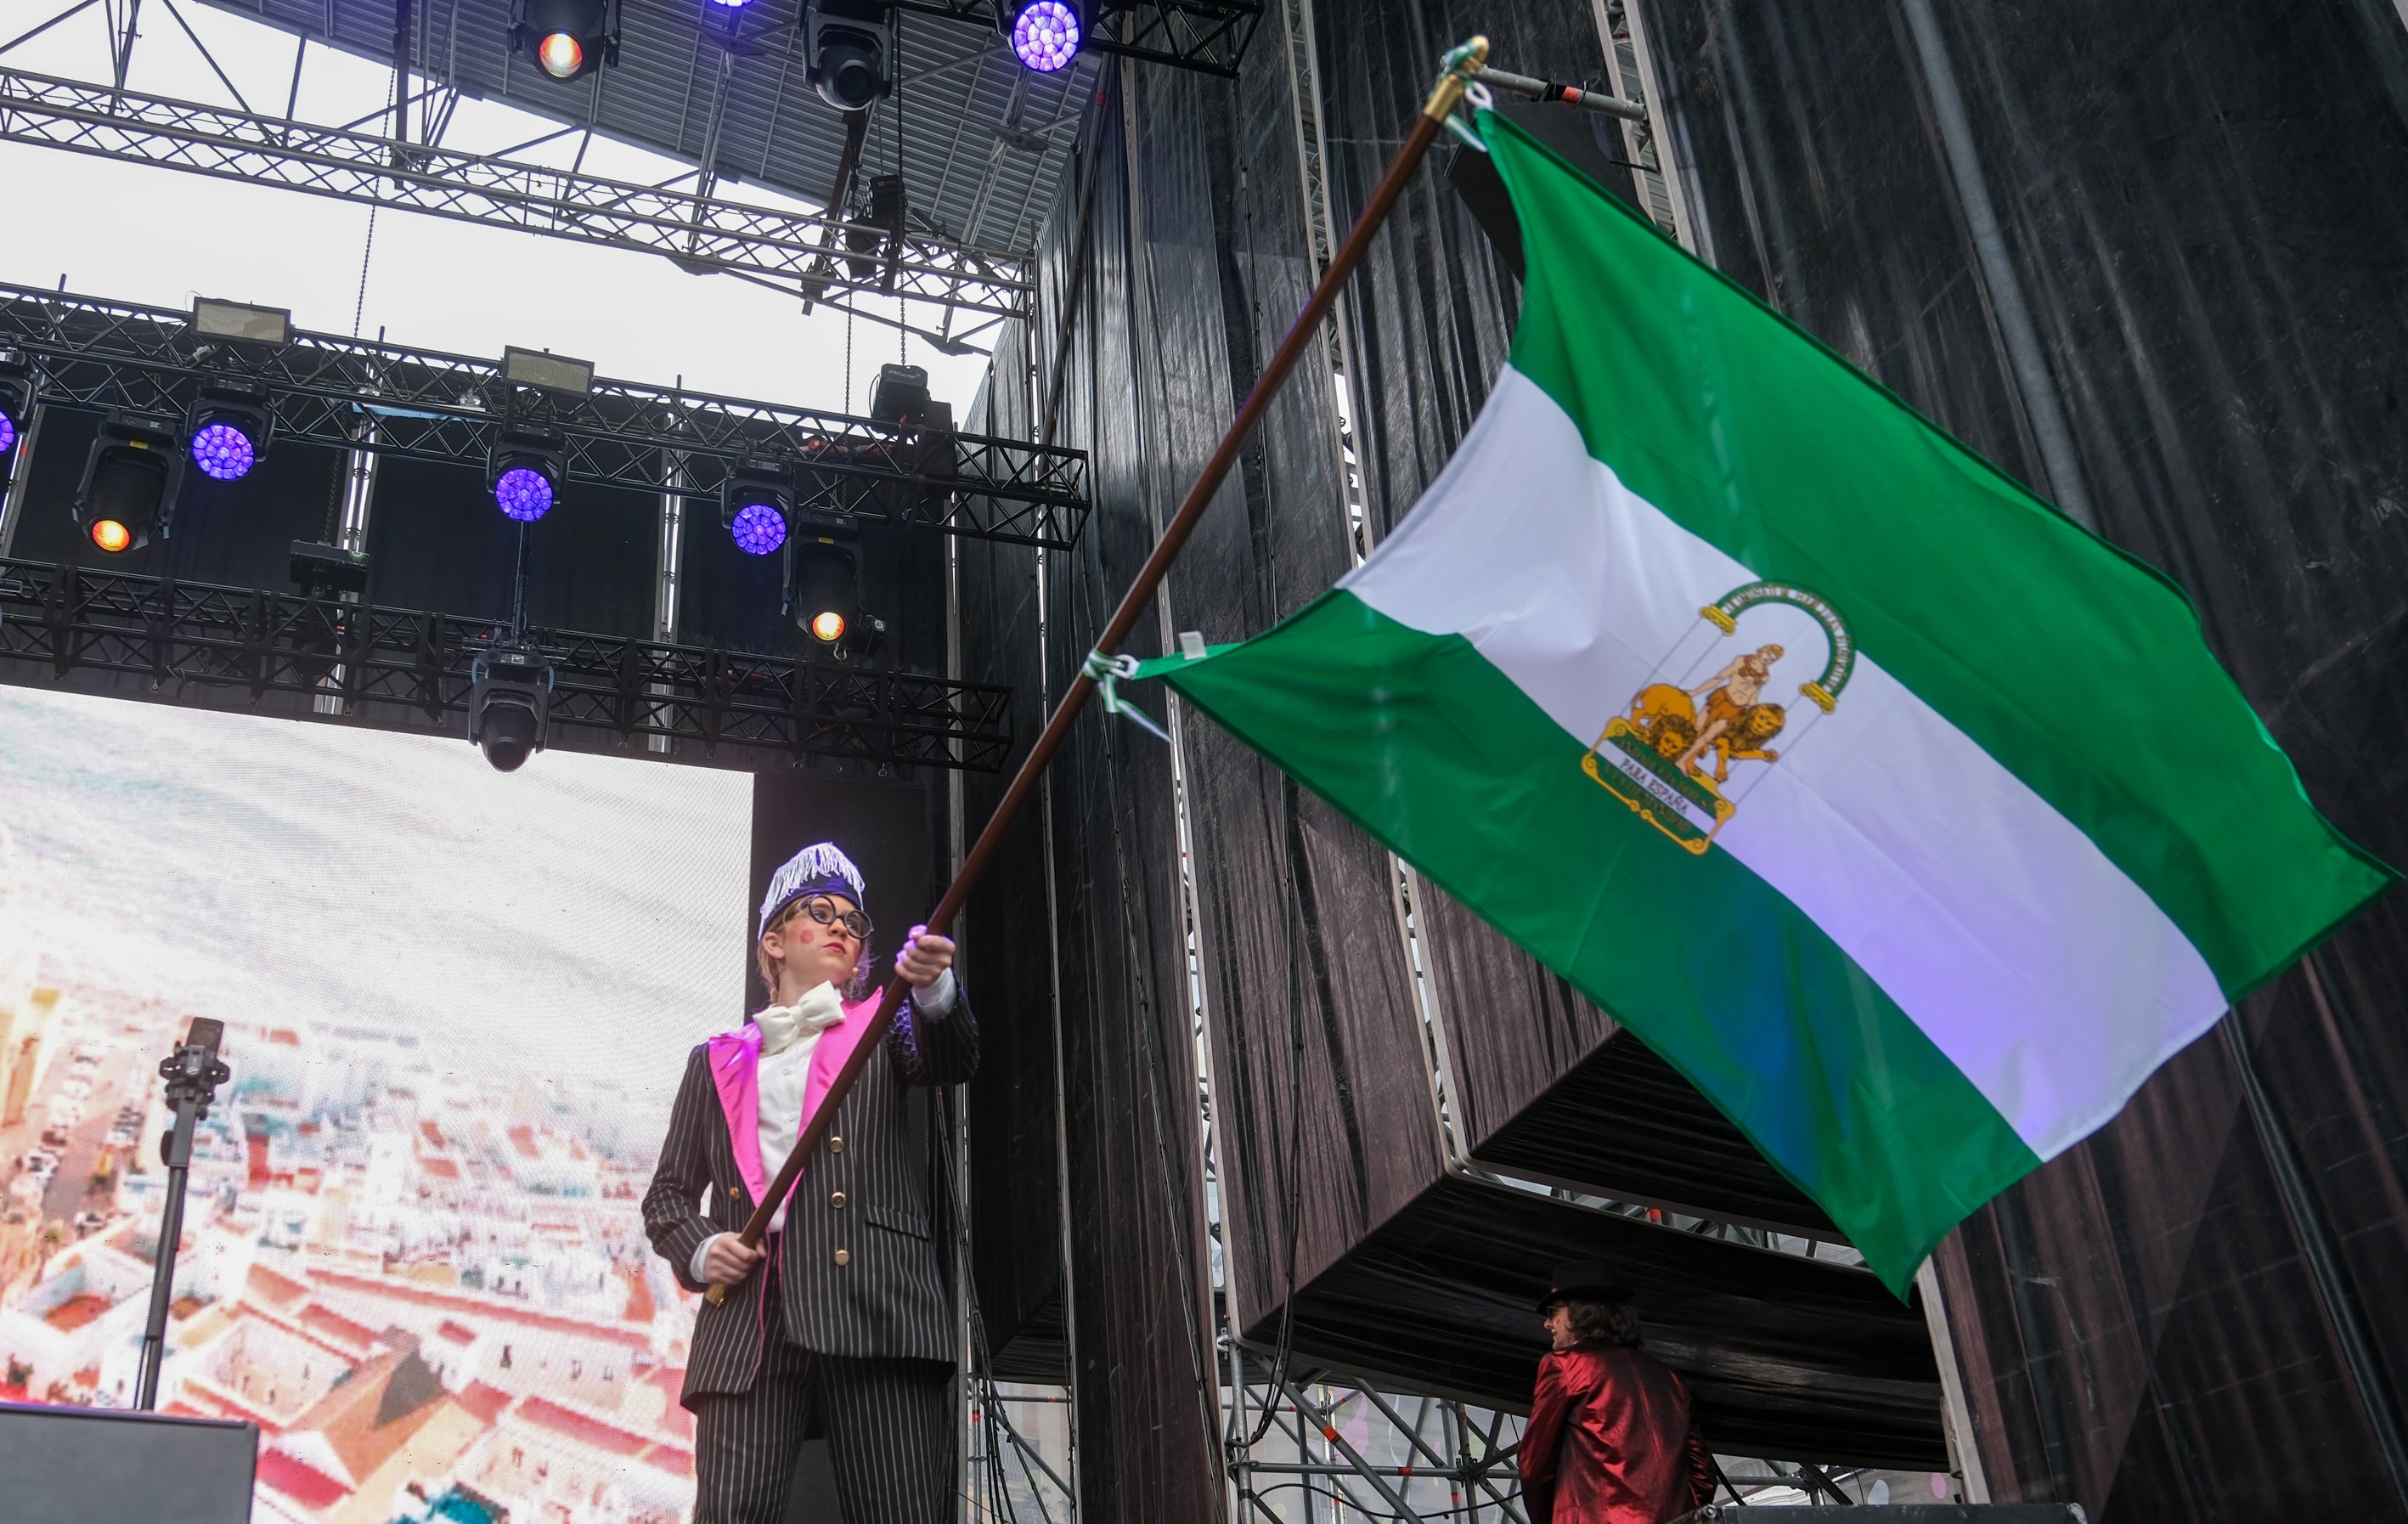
[754,981,845,1057]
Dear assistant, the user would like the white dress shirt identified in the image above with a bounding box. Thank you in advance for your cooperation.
[691,969,954,1284]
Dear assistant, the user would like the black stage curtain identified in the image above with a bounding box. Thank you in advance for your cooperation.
[1636,0,2408,1516]
[958,72,1228,1517]
[956,8,1960,1515]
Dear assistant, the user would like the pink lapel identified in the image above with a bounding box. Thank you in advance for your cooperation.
[801,994,883,1137]
[707,1025,767,1201]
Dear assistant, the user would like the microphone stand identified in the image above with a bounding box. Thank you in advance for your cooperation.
[133,1019,230,1412]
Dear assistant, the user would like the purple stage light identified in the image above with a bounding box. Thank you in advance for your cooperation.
[188,421,257,482]
[730,500,788,556]
[0,414,15,456]
[1011,1,1080,71]
[494,466,555,521]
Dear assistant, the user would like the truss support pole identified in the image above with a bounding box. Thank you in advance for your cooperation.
[1915,1259,1993,1502]
[1353,1384,1527,1521]
[113,0,143,89]
[392,0,413,149]
[1898,0,2097,531]
[1592,0,1700,250]
[1279,1380,1431,1524]
[647,448,685,755]
[314,407,380,715]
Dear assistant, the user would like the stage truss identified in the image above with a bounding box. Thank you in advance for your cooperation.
[0,556,1017,772]
[0,281,1091,549]
[0,0,1262,346]
[0,62,1032,336]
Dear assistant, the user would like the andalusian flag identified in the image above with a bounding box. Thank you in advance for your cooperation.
[1140,114,2394,1294]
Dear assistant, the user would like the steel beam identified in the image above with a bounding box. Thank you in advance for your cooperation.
[0,282,1089,549]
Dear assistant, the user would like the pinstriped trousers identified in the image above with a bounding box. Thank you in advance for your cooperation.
[691,1252,956,1524]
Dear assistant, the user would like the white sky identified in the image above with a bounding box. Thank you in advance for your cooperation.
[0,1,992,413]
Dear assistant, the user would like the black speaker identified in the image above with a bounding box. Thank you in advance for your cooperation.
[1675,1507,2087,1522]
[0,1400,258,1522]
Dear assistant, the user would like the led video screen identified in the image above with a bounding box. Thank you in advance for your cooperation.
[0,686,757,1523]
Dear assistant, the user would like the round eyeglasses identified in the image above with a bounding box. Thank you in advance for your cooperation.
[793,895,872,942]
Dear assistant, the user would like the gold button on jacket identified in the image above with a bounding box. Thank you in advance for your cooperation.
[830,1135,846,1153]
[833,1248,851,1266]
[831,1191,848,1209]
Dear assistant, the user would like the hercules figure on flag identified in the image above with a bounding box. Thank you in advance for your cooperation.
[1675,644,1785,781]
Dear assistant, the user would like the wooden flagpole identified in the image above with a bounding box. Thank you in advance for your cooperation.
[708,36,1492,1304]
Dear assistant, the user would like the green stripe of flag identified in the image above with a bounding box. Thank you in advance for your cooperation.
[1149,592,2039,1292]
[1492,115,2392,996]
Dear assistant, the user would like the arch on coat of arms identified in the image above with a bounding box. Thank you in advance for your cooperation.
[1699,581,1853,713]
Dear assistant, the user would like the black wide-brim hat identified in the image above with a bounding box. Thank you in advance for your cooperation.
[1537,1260,1635,1310]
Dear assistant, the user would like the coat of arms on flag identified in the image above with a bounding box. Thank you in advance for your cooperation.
[1583,581,1855,855]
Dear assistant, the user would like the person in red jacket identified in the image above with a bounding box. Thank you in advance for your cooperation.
[1519,1262,1716,1524]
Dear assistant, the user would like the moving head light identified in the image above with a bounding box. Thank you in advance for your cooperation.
[804,0,894,111]
[76,415,183,554]
[468,642,555,772]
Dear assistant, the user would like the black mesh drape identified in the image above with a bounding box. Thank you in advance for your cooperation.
[958,65,1227,1520]
[1635,0,2408,1516]
[959,8,1962,1513]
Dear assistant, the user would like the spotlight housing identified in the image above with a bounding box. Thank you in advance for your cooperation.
[488,426,567,522]
[722,460,795,556]
[804,0,894,112]
[868,363,933,426]
[184,379,273,483]
[1007,0,1081,72]
[514,0,614,82]
[75,415,183,554]
[0,354,31,459]
[787,511,864,649]
[467,642,555,772]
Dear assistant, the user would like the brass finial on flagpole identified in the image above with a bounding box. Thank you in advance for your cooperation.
[1425,36,1491,120]
[702,40,1491,1307]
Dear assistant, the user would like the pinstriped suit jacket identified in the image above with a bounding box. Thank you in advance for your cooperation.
[643,992,978,1407]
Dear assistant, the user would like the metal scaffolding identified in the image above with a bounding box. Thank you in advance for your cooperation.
[0,63,1033,325]
[0,0,1264,342]
[0,281,1091,549]
[0,556,1017,771]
